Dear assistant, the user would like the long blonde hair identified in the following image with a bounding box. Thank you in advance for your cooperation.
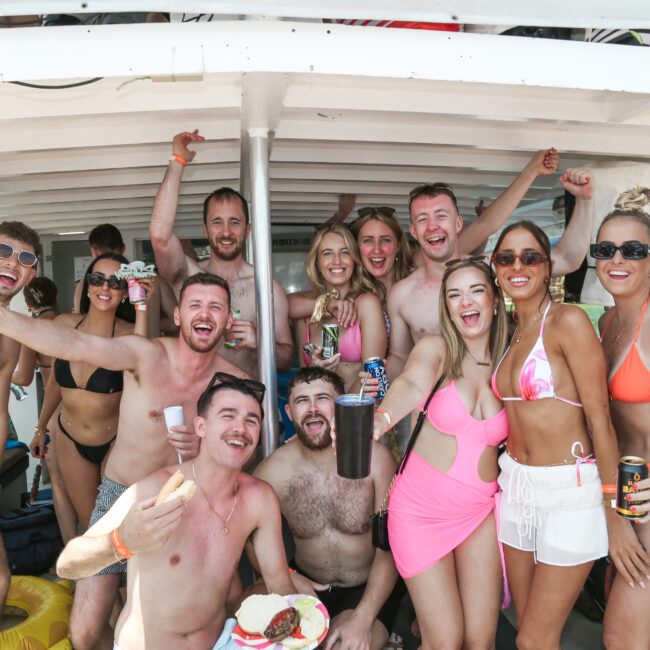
[305,224,377,298]
[439,258,508,379]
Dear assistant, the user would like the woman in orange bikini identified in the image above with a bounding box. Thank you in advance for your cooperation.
[593,189,650,650]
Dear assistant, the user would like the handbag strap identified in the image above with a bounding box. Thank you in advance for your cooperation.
[398,374,445,476]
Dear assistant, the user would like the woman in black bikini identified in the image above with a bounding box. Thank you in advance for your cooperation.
[32,253,151,528]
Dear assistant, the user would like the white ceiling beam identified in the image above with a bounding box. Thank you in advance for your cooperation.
[2,2,649,29]
[2,22,649,94]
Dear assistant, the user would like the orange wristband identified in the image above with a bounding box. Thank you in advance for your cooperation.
[111,528,134,560]
[601,484,616,495]
[376,408,392,428]
[171,153,188,167]
[288,568,296,575]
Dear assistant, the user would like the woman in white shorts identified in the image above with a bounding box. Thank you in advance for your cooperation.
[490,217,635,649]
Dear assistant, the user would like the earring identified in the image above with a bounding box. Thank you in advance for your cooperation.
[493,307,497,316]
[86,292,90,298]
[544,276,550,284]
[494,278,499,287]
[121,297,126,304]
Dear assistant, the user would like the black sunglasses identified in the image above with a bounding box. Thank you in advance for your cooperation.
[491,250,548,268]
[206,371,266,404]
[0,242,37,268]
[87,272,128,291]
[357,206,397,219]
[590,241,649,261]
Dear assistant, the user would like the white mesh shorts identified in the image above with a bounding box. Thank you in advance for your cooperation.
[498,452,608,566]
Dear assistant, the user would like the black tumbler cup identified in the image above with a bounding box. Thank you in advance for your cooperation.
[335,394,374,479]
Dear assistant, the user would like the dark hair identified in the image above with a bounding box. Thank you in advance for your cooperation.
[80,252,134,321]
[197,383,264,420]
[24,277,58,310]
[492,220,553,302]
[88,224,124,253]
[408,183,459,217]
[178,272,231,309]
[597,187,650,240]
[287,367,345,401]
[0,221,41,260]
[203,188,249,226]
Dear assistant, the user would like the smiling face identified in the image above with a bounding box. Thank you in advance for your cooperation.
[175,283,232,353]
[409,194,462,262]
[595,217,650,299]
[357,219,398,282]
[286,378,337,451]
[317,232,354,290]
[444,266,497,339]
[86,258,126,313]
[204,196,250,261]
[0,236,37,304]
[196,387,261,469]
[493,228,550,302]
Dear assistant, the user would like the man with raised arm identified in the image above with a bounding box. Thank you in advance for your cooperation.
[254,368,401,650]
[0,272,247,649]
[0,221,40,614]
[57,377,294,650]
[149,130,293,378]
[386,161,595,379]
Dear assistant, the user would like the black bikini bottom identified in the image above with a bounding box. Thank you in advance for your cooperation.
[57,413,116,465]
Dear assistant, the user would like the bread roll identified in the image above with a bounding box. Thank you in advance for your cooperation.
[155,471,184,505]
[236,594,290,635]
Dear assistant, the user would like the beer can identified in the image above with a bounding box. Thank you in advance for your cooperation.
[224,309,241,349]
[321,324,339,359]
[616,456,649,520]
[364,356,389,400]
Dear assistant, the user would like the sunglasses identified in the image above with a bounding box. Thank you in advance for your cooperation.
[590,241,649,260]
[0,242,37,268]
[408,182,455,199]
[86,272,128,291]
[206,371,266,405]
[356,206,396,219]
[491,250,548,268]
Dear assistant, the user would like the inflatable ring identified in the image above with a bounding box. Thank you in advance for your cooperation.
[0,576,73,649]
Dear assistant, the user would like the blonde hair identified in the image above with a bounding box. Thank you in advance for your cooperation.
[439,259,508,379]
[598,186,650,239]
[305,225,377,298]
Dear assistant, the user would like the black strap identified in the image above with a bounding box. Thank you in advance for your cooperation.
[397,374,446,476]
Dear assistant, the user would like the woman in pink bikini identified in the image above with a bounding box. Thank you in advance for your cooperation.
[490,221,635,649]
[296,224,386,392]
[591,190,650,650]
[373,257,509,648]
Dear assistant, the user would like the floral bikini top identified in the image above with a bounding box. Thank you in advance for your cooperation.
[491,302,583,408]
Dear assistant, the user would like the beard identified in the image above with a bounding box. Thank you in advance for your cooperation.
[210,236,245,261]
[295,414,332,451]
[180,321,222,353]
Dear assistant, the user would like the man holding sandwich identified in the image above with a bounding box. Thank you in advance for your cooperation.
[57,375,294,650]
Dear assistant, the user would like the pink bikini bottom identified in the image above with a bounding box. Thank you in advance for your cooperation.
[388,451,509,605]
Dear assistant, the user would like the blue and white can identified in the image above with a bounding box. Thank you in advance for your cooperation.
[364,356,389,400]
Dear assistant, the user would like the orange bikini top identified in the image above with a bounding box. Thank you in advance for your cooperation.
[600,298,650,403]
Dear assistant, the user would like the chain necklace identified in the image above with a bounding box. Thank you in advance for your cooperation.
[513,300,550,344]
[465,348,490,367]
[192,463,238,535]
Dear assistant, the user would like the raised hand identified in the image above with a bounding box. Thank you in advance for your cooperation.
[171,129,205,163]
[559,168,594,200]
[527,147,559,177]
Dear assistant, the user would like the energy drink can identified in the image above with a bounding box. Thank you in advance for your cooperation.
[616,456,649,520]
[321,324,339,359]
[364,357,389,400]
[224,309,241,349]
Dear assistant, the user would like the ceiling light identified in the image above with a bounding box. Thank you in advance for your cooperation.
[58,230,86,236]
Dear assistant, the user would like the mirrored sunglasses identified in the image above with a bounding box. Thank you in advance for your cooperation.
[0,242,37,268]
[590,241,649,260]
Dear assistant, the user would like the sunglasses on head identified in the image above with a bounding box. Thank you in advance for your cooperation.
[0,242,37,268]
[409,182,455,198]
[491,250,548,267]
[590,241,649,260]
[86,272,128,291]
[205,371,266,405]
[356,206,397,220]
[445,254,488,268]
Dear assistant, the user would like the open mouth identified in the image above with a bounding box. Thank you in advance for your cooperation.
[303,415,326,433]
[96,293,112,302]
[460,309,480,326]
[328,267,347,276]
[368,257,386,270]
[607,270,630,281]
[192,321,215,337]
[218,238,237,248]
[224,436,250,449]
[508,275,530,288]
[0,270,17,287]
[426,234,446,248]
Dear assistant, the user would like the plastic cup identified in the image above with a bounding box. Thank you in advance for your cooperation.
[127,278,146,304]
[163,406,184,464]
[335,394,374,479]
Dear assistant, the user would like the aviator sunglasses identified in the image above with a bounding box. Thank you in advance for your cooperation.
[86,272,128,291]
[590,241,649,260]
[0,242,38,268]
[491,250,548,267]
[205,371,266,405]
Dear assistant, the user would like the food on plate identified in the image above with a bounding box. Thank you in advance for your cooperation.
[155,470,196,506]
[281,605,326,649]
[236,594,291,635]
[264,607,300,642]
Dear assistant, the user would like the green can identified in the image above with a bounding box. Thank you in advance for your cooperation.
[224,309,241,349]
[321,324,339,359]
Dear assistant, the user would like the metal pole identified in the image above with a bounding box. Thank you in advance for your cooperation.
[248,128,278,456]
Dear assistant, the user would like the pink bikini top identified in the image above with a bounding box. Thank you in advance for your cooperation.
[420,381,508,485]
[491,302,583,408]
[303,318,362,365]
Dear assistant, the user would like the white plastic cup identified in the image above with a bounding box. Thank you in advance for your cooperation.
[163,406,184,464]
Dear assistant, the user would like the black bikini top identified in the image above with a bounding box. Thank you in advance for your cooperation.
[53,317,123,394]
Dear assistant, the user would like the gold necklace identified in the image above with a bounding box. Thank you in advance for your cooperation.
[513,301,549,344]
[192,463,238,535]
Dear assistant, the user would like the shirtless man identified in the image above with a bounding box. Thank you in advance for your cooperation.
[254,368,401,650]
[150,130,293,378]
[0,221,40,613]
[57,378,294,650]
[0,272,247,649]
[386,163,595,378]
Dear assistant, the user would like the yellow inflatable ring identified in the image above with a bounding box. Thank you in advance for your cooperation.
[0,576,73,649]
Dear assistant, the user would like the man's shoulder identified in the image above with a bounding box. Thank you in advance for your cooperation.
[391,268,424,297]
[254,442,300,483]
